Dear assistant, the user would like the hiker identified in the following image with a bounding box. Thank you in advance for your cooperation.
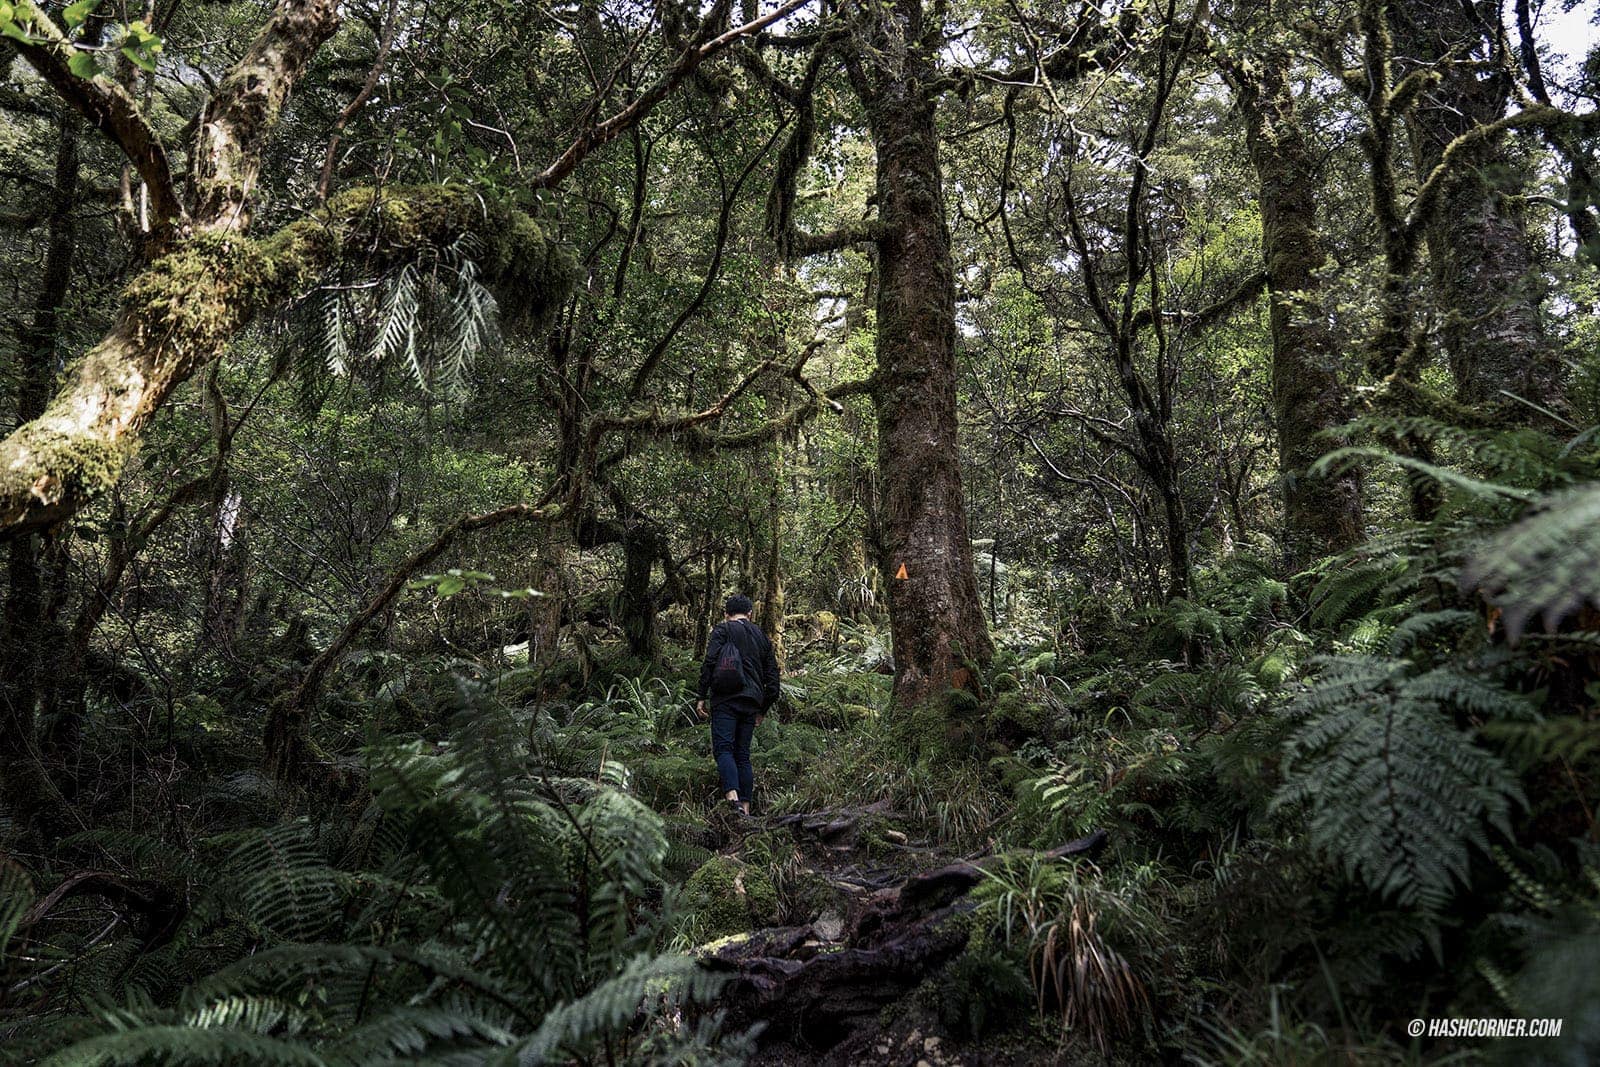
[696,594,781,815]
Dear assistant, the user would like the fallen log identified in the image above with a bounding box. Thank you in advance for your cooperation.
[18,869,186,948]
[704,829,1109,1049]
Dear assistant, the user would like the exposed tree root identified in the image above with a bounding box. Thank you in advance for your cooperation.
[704,830,1109,1051]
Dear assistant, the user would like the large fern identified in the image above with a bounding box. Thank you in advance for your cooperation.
[1274,657,1528,915]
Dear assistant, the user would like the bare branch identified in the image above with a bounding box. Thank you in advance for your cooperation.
[529,0,817,190]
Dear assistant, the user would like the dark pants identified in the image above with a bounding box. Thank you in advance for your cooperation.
[710,702,758,803]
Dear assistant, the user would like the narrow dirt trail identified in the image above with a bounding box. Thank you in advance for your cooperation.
[692,799,1109,1064]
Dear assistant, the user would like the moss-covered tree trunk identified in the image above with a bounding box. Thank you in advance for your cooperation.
[1394,0,1564,417]
[849,0,993,707]
[1230,51,1365,564]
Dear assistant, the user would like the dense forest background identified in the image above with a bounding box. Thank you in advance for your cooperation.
[2,0,1600,1062]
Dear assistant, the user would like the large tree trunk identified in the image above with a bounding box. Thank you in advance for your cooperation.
[1394,0,1564,418]
[1230,51,1365,564]
[851,0,993,707]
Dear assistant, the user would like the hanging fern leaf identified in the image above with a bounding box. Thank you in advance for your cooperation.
[1463,482,1600,639]
[368,262,420,374]
[321,289,351,377]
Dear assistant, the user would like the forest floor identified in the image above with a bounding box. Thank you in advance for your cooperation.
[573,633,1138,1064]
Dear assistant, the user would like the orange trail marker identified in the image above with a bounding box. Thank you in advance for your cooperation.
[894,563,908,580]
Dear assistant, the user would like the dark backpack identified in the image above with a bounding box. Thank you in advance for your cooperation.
[710,624,747,696]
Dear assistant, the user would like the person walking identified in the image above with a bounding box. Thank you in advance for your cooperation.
[696,594,780,816]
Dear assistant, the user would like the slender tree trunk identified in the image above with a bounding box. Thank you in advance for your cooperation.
[850,0,993,707]
[1151,466,1191,600]
[618,530,659,661]
[1394,0,1564,418]
[757,428,787,669]
[1,107,81,824]
[1230,52,1365,564]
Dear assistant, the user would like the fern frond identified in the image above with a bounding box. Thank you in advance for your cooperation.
[1313,446,1536,503]
[368,263,420,373]
[509,953,724,1066]
[1386,609,1477,653]
[1275,657,1526,913]
[40,1027,325,1067]
[322,290,350,376]
[1463,481,1600,638]
[324,1003,516,1063]
[215,821,340,942]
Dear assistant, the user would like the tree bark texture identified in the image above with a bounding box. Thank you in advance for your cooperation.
[849,0,993,706]
[1393,0,1565,417]
[1231,52,1366,563]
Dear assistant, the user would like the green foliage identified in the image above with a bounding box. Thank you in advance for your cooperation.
[972,857,1169,1054]
[929,934,1035,1040]
[1465,482,1600,638]
[1275,656,1527,914]
[8,686,742,1065]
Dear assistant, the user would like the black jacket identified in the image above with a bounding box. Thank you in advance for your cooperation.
[698,619,781,711]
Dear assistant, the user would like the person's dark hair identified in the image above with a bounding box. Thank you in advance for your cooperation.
[724,594,754,617]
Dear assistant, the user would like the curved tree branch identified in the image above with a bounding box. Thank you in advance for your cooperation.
[0,186,570,539]
[3,2,183,227]
[528,0,817,190]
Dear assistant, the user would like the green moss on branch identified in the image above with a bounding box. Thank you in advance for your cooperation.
[0,185,573,535]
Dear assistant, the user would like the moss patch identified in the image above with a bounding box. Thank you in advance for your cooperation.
[679,855,780,943]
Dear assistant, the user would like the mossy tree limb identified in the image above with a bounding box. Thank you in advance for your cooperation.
[0,186,572,539]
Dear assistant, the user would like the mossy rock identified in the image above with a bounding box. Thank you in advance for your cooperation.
[987,689,1067,750]
[634,752,706,807]
[679,855,780,943]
